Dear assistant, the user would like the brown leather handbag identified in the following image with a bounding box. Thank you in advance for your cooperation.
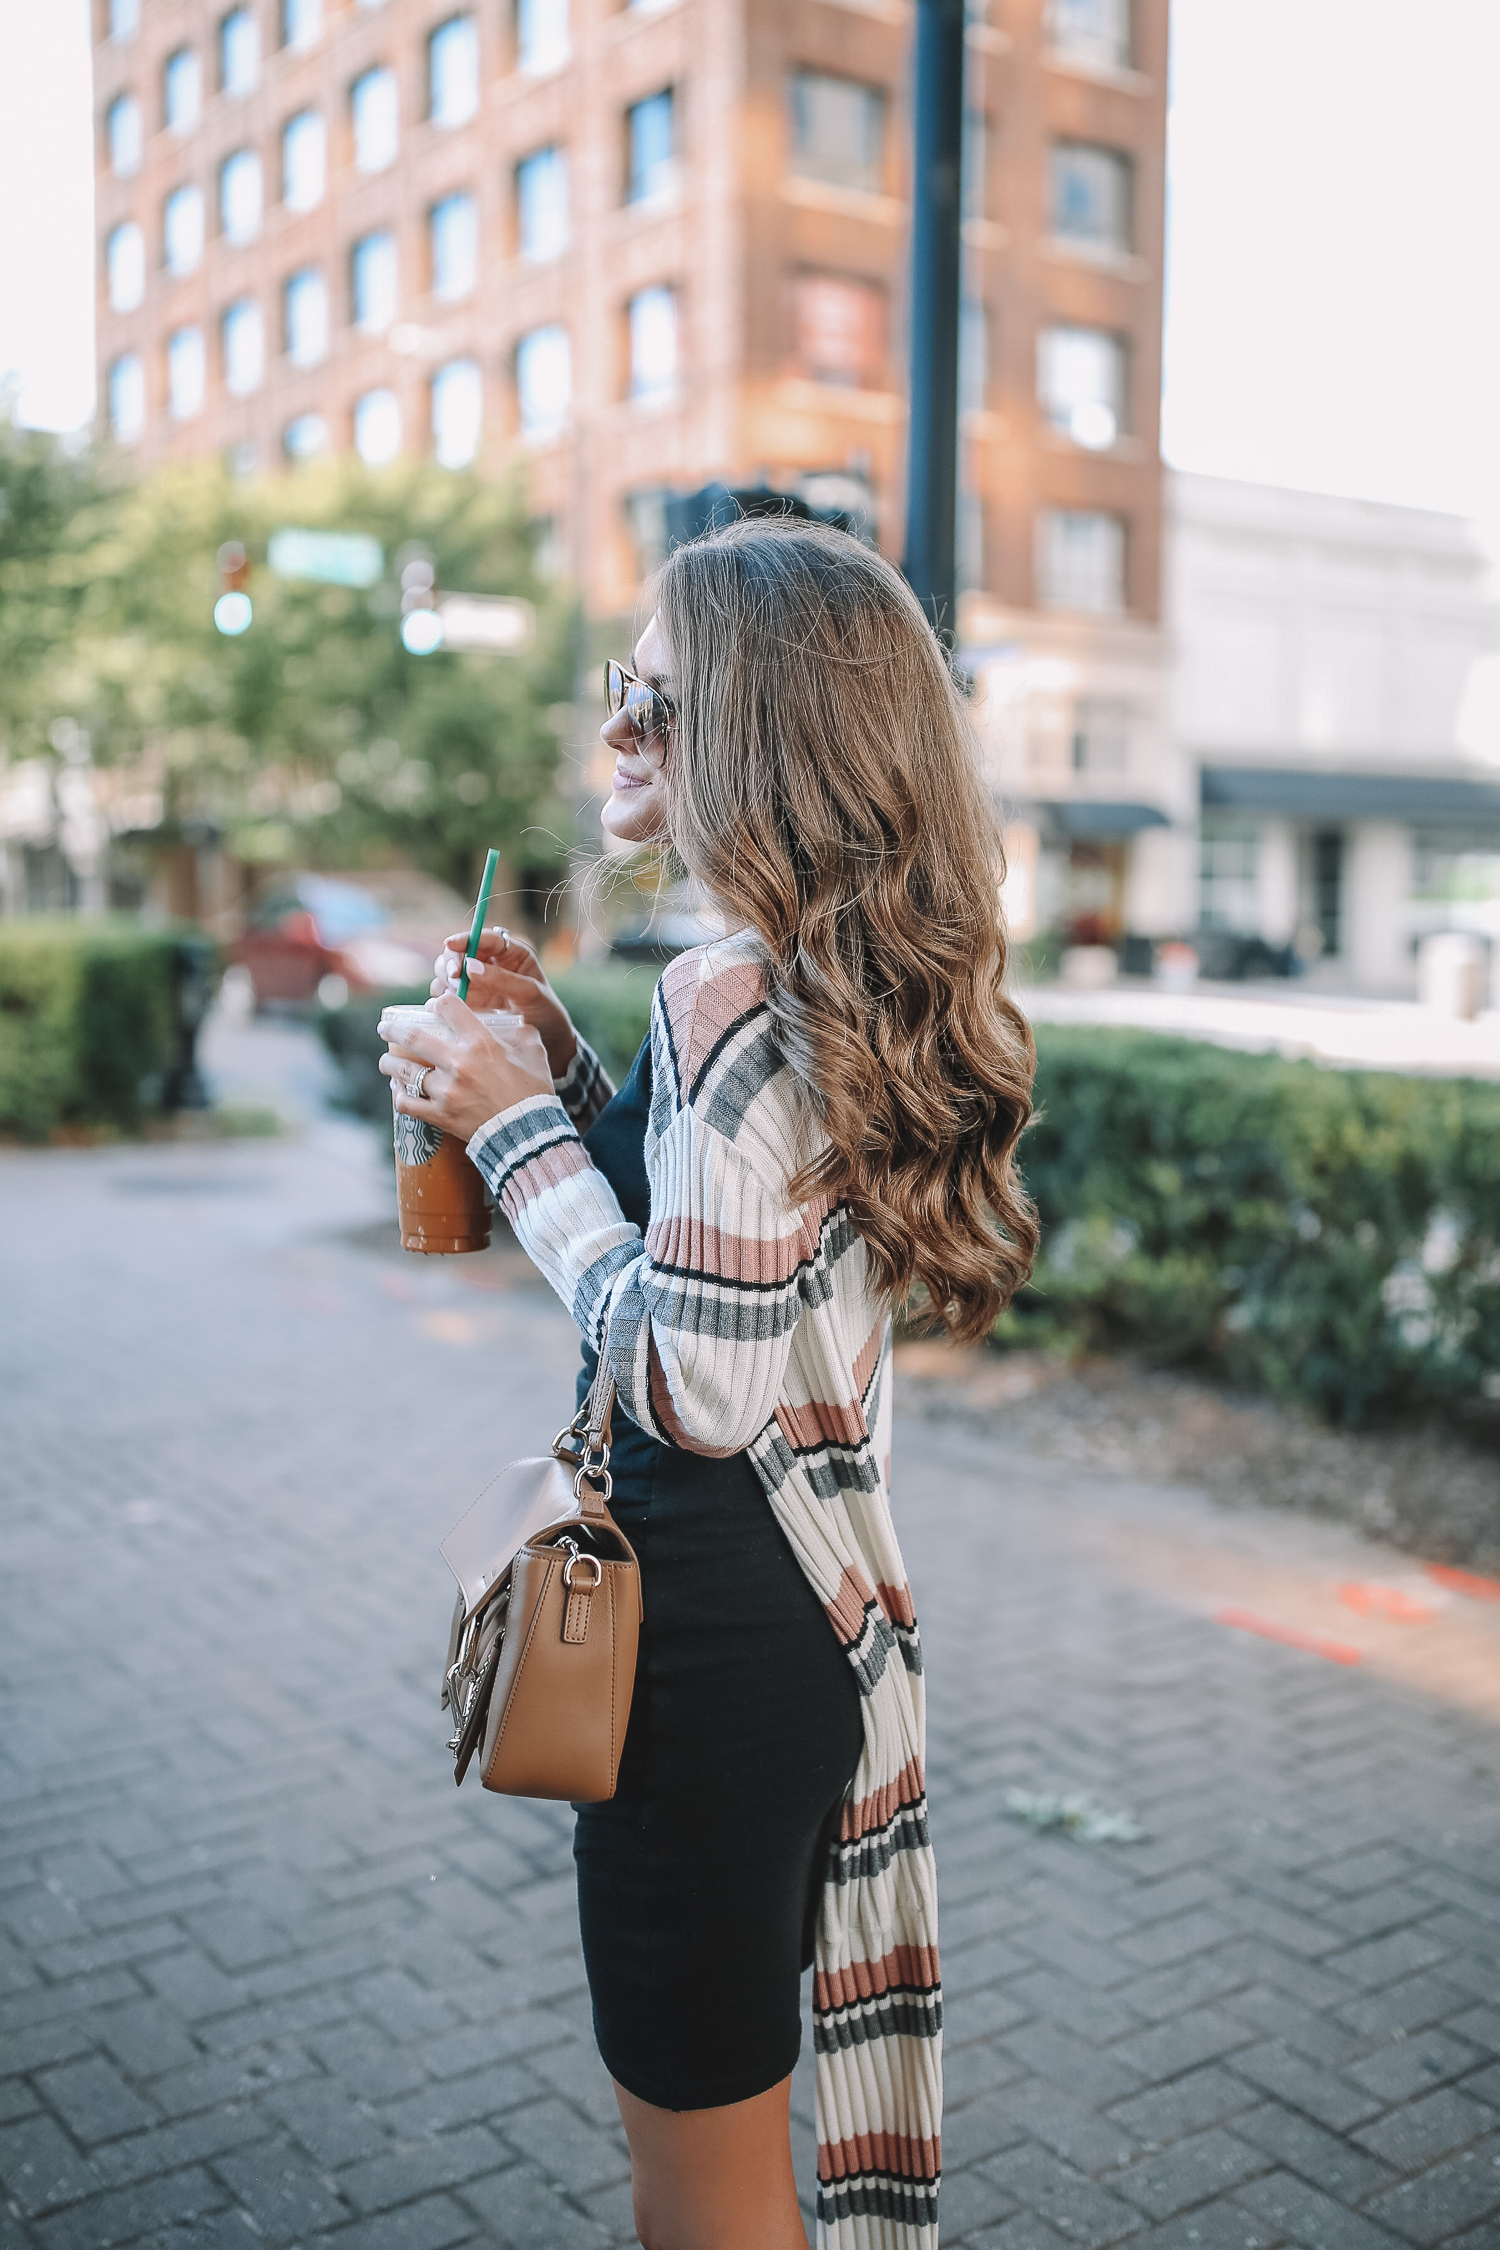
[439,1342,641,1802]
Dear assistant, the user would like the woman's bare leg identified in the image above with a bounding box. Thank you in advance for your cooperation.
[612,2073,810,2250]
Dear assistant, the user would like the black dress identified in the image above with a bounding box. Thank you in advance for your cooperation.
[572,1036,865,2112]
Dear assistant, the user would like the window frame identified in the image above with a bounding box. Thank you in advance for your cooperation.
[106,92,142,178]
[788,70,887,197]
[163,184,206,277]
[1048,138,1133,254]
[218,148,264,245]
[163,46,202,135]
[351,228,399,333]
[218,7,260,97]
[625,87,676,206]
[282,108,327,210]
[428,14,480,127]
[351,65,400,174]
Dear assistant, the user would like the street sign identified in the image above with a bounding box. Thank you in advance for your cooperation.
[268,527,385,588]
[436,594,535,653]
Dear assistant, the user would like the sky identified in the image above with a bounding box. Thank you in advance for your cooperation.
[3,0,1500,549]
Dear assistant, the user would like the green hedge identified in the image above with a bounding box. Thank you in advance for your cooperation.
[0,917,192,1138]
[1016,1028,1500,1427]
[317,973,1500,1427]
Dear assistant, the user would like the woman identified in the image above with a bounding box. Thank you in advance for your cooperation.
[382,519,1037,2250]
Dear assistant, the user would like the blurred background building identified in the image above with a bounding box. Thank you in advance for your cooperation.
[78,0,1500,994]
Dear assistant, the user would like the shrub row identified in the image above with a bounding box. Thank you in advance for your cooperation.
[1015,1028,1500,1427]
[0,917,196,1138]
[320,965,1500,1426]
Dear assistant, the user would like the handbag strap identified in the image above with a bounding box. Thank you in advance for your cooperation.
[554,1309,617,1521]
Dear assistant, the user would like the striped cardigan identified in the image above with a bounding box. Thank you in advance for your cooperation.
[468,929,941,2250]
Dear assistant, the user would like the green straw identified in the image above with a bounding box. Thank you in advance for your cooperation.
[457,847,500,1002]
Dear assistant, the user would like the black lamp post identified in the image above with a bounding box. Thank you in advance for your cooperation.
[901,0,966,648]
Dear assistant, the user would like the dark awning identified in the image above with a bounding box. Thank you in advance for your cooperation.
[1201,766,1500,826]
[1031,800,1172,840]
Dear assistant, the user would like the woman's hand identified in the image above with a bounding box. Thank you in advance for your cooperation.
[380,996,553,1146]
[430,925,577,1081]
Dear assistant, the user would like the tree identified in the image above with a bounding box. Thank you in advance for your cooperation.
[0,416,105,761]
[48,453,578,896]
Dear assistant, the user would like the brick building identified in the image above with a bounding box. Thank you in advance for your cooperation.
[93,0,1171,937]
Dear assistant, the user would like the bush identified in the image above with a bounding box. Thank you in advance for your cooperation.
[0,917,195,1138]
[1013,1028,1500,1427]
[551,963,657,1085]
[316,962,660,1124]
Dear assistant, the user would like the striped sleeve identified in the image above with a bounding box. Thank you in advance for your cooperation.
[466,995,814,1457]
[551,1033,613,1132]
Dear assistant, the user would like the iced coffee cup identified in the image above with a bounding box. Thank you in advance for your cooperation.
[380,1002,522,1255]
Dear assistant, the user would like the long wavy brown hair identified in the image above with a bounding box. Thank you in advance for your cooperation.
[651,515,1037,1341]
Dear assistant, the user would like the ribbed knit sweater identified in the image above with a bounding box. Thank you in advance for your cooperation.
[467,929,941,2250]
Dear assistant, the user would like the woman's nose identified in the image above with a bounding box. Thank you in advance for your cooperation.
[601,706,635,751]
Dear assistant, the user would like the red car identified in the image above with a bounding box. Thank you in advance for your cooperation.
[231,870,473,1008]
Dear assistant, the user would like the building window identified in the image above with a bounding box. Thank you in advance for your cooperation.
[1046,0,1131,71]
[1038,324,1127,448]
[109,0,140,39]
[168,326,206,420]
[164,48,201,134]
[282,110,326,210]
[1071,698,1131,775]
[284,411,329,458]
[220,8,259,95]
[517,0,569,78]
[789,72,885,195]
[284,266,329,365]
[223,298,265,396]
[793,273,884,389]
[628,285,677,402]
[1199,822,1258,933]
[432,358,483,467]
[220,150,263,243]
[429,17,479,126]
[109,354,146,442]
[164,186,205,276]
[106,221,145,311]
[282,0,322,48]
[352,67,399,172]
[1037,508,1125,612]
[516,324,570,440]
[352,230,398,332]
[626,91,675,206]
[430,192,478,299]
[1308,829,1343,957]
[1050,141,1131,253]
[354,388,402,464]
[107,94,142,178]
[516,146,568,262]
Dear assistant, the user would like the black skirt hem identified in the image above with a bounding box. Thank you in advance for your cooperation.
[599,2031,803,2115]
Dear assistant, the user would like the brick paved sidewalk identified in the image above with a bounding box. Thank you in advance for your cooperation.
[2,1104,1498,2250]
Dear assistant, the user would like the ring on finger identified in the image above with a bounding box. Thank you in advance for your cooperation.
[410,1065,431,1101]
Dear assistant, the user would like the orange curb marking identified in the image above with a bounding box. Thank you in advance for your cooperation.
[1338,1583,1435,1624]
[1426,1563,1500,1603]
[1214,1607,1363,1665]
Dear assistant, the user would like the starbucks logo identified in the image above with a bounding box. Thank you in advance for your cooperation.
[394,1112,441,1167]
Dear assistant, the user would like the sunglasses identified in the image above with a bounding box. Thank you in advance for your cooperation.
[604,658,675,743]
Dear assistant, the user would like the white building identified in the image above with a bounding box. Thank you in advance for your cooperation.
[1168,472,1500,995]
[969,472,1500,994]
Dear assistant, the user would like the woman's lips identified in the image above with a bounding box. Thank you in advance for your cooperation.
[612,763,650,792]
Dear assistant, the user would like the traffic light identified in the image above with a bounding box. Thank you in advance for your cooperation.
[214,541,253,635]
